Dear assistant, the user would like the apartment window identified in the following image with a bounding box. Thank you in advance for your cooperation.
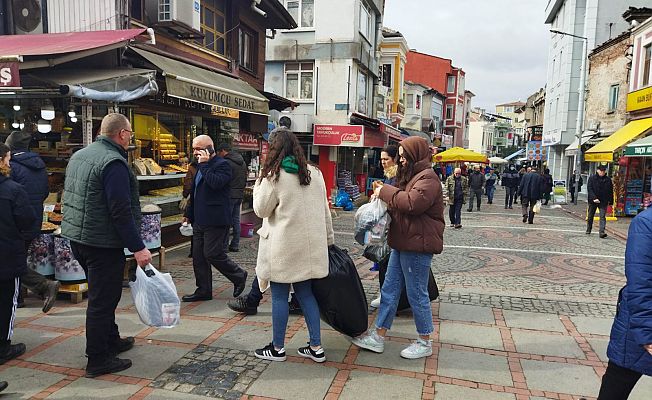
[197,0,227,55]
[446,104,454,120]
[285,62,314,100]
[357,71,368,113]
[238,26,257,73]
[608,84,619,112]
[286,0,314,28]
[359,2,372,40]
[131,0,143,21]
[406,94,414,110]
[381,64,392,88]
[416,94,421,110]
[644,44,651,86]
[447,76,455,93]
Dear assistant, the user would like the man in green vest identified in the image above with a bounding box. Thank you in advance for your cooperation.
[62,113,152,378]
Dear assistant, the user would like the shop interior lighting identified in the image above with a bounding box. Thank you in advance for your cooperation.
[70,116,78,123]
[37,119,52,133]
[19,122,24,130]
[12,101,20,111]
[67,105,76,118]
[11,118,19,129]
[41,100,55,120]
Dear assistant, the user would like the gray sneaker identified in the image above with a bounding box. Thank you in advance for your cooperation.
[400,338,433,359]
[351,330,385,353]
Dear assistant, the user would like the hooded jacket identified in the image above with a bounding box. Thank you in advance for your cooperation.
[224,151,248,200]
[501,167,520,189]
[378,137,445,254]
[10,150,48,240]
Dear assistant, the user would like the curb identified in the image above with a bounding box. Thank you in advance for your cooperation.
[560,206,628,242]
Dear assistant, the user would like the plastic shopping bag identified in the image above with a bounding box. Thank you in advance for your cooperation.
[129,264,181,328]
[363,241,391,264]
[354,197,391,245]
[312,245,368,337]
[533,201,542,214]
[335,189,354,211]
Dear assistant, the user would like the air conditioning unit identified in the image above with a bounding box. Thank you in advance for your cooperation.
[146,0,201,36]
[11,0,44,35]
[586,120,600,131]
[288,114,313,132]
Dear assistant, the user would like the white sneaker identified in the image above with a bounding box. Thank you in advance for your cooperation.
[351,330,385,353]
[370,296,381,308]
[400,338,433,359]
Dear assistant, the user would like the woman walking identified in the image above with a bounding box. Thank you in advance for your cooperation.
[352,136,445,359]
[252,130,334,363]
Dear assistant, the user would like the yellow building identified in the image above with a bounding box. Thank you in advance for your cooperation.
[379,27,409,127]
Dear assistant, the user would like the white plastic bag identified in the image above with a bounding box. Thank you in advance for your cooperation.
[179,222,193,236]
[533,201,542,214]
[129,264,180,328]
[354,197,391,245]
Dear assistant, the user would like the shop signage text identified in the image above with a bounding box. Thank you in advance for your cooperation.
[146,90,212,113]
[313,125,364,147]
[625,145,652,157]
[166,78,268,115]
[233,131,259,151]
[211,106,239,119]
[0,62,20,88]
[627,86,652,113]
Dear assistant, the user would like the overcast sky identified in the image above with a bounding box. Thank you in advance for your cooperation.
[383,0,550,112]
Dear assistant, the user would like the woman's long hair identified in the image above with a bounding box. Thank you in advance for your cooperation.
[396,149,416,188]
[0,143,10,177]
[259,129,311,186]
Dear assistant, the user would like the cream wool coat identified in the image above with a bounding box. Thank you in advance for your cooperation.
[254,165,334,291]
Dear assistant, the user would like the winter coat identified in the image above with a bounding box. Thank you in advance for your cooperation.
[468,171,485,190]
[501,170,520,188]
[224,151,248,200]
[588,174,614,205]
[542,173,553,193]
[9,151,48,240]
[0,174,37,280]
[445,175,469,204]
[569,175,584,191]
[182,162,198,198]
[518,172,545,200]
[607,208,652,375]
[254,165,334,291]
[378,137,445,254]
[485,172,498,188]
[185,155,232,228]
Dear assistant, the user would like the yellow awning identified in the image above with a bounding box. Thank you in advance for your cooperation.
[433,147,488,163]
[584,118,652,162]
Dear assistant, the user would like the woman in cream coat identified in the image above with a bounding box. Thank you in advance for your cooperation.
[253,129,334,363]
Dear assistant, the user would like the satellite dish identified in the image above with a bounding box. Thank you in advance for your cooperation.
[12,0,42,33]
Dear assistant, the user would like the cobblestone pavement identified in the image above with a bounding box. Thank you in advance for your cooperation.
[3,191,652,400]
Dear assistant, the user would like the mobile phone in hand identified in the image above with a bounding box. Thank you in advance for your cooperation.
[205,145,215,155]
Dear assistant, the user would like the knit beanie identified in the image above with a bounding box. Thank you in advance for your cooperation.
[5,130,33,151]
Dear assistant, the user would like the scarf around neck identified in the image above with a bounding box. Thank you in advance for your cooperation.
[281,156,299,174]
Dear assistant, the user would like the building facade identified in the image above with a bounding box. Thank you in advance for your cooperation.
[378,27,408,127]
[468,108,495,156]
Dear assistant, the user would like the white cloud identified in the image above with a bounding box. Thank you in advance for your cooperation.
[383,0,550,111]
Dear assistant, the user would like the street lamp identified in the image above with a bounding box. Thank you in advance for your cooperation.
[550,29,588,205]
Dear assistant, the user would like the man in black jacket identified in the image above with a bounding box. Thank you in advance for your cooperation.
[467,165,485,212]
[217,143,248,252]
[502,165,519,209]
[569,171,583,203]
[586,164,613,238]
[183,135,247,302]
[518,167,545,224]
[6,131,60,313]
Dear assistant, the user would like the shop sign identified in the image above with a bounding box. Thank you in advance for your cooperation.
[233,131,259,151]
[527,141,547,161]
[211,106,240,119]
[260,141,269,164]
[527,126,543,141]
[624,144,652,156]
[627,86,652,113]
[166,78,268,115]
[364,127,388,148]
[442,134,453,147]
[0,62,20,88]
[313,124,364,147]
[380,123,402,141]
[146,90,212,113]
[542,129,561,146]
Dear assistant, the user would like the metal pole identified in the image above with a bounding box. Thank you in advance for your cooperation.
[573,37,587,205]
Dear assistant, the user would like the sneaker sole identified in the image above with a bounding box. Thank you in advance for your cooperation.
[85,362,132,378]
[351,340,384,354]
[400,349,433,359]
[298,350,326,363]
[254,353,286,362]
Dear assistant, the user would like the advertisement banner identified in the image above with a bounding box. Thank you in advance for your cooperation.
[233,132,259,151]
[313,125,365,147]
[526,141,547,161]
[0,62,20,88]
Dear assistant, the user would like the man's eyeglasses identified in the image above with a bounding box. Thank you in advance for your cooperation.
[120,128,134,137]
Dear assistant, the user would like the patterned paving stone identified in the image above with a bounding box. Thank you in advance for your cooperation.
[521,359,600,397]
[30,307,87,329]
[147,319,223,344]
[438,303,495,324]
[434,383,516,400]
[26,334,87,369]
[115,343,190,379]
[437,347,513,387]
[439,321,504,351]
[0,367,66,399]
[246,361,337,400]
[503,310,566,332]
[211,324,273,351]
[339,370,423,400]
[587,337,609,362]
[12,327,61,351]
[145,389,216,399]
[569,315,613,336]
[47,377,141,399]
[511,330,585,359]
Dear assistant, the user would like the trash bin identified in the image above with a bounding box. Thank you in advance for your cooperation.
[240,222,254,238]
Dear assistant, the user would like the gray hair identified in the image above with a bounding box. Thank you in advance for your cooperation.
[100,113,130,137]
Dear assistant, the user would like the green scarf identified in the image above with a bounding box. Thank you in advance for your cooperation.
[281,156,299,174]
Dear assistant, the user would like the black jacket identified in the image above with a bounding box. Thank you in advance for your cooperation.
[224,151,248,200]
[10,151,48,240]
[501,170,520,188]
[588,174,614,205]
[185,155,232,228]
[569,175,584,190]
[468,171,485,190]
[518,172,545,200]
[0,175,37,280]
[542,173,553,193]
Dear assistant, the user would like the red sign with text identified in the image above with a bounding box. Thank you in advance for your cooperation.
[364,128,388,148]
[313,125,364,147]
[0,62,20,88]
[234,132,259,150]
[260,141,269,164]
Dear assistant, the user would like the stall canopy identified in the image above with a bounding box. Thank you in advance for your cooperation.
[585,118,652,162]
[132,47,269,115]
[29,68,158,102]
[488,156,508,164]
[564,131,599,156]
[624,135,652,157]
[504,148,525,161]
[433,147,489,163]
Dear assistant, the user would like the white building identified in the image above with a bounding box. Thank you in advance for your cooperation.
[468,108,495,156]
[543,0,651,180]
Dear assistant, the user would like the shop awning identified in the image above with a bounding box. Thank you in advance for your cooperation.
[504,148,525,161]
[585,118,652,162]
[564,131,599,156]
[624,135,652,156]
[263,91,297,111]
[433,147,488,164]
[132,48,269,115]
[28,68,158,102]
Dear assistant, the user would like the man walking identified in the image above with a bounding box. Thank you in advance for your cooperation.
[586,164,613,238]
[541,168,554,205]
[217,143,248,253]
[467,165,485,212]
[62,113,152,378]
[182,135,247,302]
[502,165,519,209]
[485,168,498,205]
[569,171,583,203]
[446,167,468,228]
[518,167,545,224]
[5,131,60,313]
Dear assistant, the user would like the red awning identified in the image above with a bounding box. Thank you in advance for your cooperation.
[0,29,147,57]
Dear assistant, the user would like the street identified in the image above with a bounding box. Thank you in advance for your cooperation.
[2,191,651,400]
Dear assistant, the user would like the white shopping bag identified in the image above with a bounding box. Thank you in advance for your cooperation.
[533,201,542,214]
[129,264,181,328]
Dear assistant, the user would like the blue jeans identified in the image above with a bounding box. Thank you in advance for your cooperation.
[271,280,321,348]
[486,185,495,203]
[375,249,434,336]
[223,199,242,250]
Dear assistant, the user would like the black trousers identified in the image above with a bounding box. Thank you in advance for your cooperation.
[505,186,517,207]
[70,243,124,366]
[597,361,642,400]
[0,277,20,354]
[521,197,538,223]
[448,199,463,225]
[192,225,246,295]
[468,189,482,211]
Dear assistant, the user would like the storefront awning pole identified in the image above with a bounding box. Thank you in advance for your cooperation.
[82,100,93,146]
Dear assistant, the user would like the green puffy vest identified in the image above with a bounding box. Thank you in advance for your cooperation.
[61,136,141,248]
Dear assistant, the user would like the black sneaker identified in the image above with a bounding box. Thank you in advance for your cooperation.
[298,344,326,363]
[42,280,61,313]
[85,357,132,378]
[0,381,7,393]
[254,343,286,362]
[0,343,26,365]
[110,337,135,355]
[228,246,239,252]
[600,233,608,239]
[227,296,258,315]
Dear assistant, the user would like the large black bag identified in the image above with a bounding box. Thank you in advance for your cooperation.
[378,257,439,311]
[312,245,369,337]
[363,242,391,264]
